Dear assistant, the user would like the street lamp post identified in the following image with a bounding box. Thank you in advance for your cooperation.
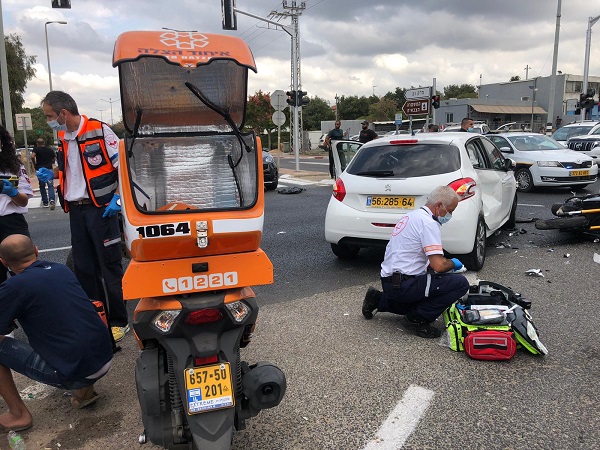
[581,14,600,122]
[98,109,105,121]
[45,21,67,92]
[100,97,119,125]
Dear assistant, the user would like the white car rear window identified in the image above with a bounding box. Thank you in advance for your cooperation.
[347,144,461,178]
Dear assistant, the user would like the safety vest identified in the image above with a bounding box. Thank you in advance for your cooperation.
[57,116,118,212]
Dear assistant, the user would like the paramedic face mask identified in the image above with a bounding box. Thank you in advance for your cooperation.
[47,110,67,132]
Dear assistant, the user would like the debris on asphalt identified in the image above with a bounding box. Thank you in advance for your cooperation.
[495,242,512,249]
[277,231,286,234]
[547,249,554,252]
[595,238,600,243]
[525,269,544,277]
[594,253,600,264]
[277,186,305,194]
[564,253,570,258]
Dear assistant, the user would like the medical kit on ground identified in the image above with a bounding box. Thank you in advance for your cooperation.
[443,280,547,360]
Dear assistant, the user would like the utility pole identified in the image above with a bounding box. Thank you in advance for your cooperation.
[524,64,531,79]
[334,93,339,121]
[546,0,562,129]
[100,97,119,125]
[227,1,305,171]
[270,1,306,167]
[581,14,600,122]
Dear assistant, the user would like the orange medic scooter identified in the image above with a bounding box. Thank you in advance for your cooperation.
[113,30,286,449]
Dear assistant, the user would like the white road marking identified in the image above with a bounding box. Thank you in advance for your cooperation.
[363,385,435,450]
[518,203,544,207]
[38,246,72,253]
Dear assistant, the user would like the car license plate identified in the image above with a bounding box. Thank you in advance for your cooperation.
[570,170,589,177]
[366,196,415,209]
[184,363,234,415]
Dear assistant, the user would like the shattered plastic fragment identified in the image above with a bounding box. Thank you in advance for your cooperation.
[525,269,544,277]
[594,253,600,264]
[564,253,570,258]
[547,249,554,252]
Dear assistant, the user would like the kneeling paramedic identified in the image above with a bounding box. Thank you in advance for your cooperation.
[362,186,470,338]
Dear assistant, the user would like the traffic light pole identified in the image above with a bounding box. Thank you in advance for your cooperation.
[581,14,600,122]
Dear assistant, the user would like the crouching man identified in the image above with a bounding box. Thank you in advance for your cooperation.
[0,234,113,431]
[362,186,470,338]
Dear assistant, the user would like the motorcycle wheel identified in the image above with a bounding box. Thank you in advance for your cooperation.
[534,216,588,230]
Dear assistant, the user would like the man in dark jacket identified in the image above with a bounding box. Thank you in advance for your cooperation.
[0,234,113,431]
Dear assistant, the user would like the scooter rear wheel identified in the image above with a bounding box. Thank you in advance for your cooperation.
[535,216,588,230]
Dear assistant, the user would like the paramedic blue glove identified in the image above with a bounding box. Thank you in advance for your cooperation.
[36,167,54,183]
[450,258,463,271]
[102,194,121,218]
[1,180,18,197]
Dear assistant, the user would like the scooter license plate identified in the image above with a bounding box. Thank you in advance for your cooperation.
[184,363,234,414]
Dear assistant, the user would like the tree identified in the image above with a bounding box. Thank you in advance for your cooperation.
[509,75,521,82]
[443,84,478,99]
[301,96,334,130]
[368,97,397,121]
[337,95,370,120]
[245,90,279,149]
[0,34,37,125]
[383,87,406,107]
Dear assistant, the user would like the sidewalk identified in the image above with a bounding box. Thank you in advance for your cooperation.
[272,150,334,186]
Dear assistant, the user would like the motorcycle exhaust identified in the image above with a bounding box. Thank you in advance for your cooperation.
[242,362,287,410]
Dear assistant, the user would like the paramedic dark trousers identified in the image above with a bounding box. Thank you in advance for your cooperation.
[68,202,128,327]
[379,272,469,322]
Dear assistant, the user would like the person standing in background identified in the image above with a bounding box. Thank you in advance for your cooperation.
[359,120,378,143]
[31,138,56,210]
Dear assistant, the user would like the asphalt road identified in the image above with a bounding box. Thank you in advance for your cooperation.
[8,176,600,449]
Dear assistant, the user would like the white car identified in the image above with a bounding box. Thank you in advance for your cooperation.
[324,132,518,270]
[488,133,598,192]
[551,121,599,143]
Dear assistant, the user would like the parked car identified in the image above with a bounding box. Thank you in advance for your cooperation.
[488,133,597,192]
[551,120,599,143]
[262,150,278,190]
[324,132,518,270]
[563,122,600,164]
[443,122,491,134]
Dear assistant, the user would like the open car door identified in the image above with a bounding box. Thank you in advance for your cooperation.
[330,140,363,178]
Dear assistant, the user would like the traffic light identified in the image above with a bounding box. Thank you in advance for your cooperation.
[431,95,440,109]
[296,91,310,107]
[221,0,237,30]
[583,88,596,109]
[51,0,71,8]
[286,90,296,107]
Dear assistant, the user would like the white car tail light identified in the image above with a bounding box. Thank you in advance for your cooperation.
[333,178,346,202]
[448,178,476,201]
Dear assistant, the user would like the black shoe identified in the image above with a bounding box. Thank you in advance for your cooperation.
[362,287,381,319]
[401,316,442,339]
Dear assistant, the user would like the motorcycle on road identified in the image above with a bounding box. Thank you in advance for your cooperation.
[113,31,286,449]
[535,193,600,234]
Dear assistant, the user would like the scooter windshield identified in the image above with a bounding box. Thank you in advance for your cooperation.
[119,57,248,133]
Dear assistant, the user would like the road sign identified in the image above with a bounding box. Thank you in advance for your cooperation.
[405,87,431,100]
[15,113,32,130]
[270,90,286,111]
[394,113,403,125]
[402,99,430,116]
[272,111,286,127]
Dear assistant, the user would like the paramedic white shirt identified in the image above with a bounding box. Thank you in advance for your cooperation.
[380,206,444,277]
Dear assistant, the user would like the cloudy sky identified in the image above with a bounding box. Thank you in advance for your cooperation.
[2,0,599,124]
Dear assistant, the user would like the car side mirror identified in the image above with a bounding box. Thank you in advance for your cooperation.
[505,158,516,171]
[499,146,512,153]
